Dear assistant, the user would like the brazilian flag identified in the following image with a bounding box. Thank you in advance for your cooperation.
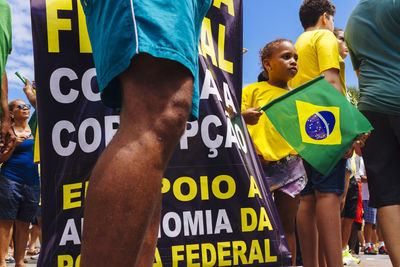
[260,76,373,175]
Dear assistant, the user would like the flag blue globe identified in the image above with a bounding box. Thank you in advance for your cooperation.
[305,111,336,140]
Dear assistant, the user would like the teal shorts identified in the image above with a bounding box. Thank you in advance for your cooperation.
[81,0,211,118]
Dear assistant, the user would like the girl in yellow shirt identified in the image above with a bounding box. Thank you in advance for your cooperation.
[242,39,307,266]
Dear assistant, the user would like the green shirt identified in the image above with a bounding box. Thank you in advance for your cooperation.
[345,0,400,115]
[0,0,12,112]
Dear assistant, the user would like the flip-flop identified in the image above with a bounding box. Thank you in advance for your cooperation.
[26,249,39,256]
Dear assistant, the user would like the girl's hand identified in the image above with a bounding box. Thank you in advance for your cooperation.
[242,106,263,125]
[15,135,28,145]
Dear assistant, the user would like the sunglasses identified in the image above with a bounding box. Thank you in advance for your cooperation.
[16,104,31,110]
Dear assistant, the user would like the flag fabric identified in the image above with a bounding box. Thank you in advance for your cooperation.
[260,76,373,175]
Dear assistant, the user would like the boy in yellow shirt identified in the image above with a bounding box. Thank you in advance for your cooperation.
[289,1,347,267]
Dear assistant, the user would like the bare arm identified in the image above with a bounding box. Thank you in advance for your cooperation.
[0,134,28,163]
[23,78,37,109]
[322,68,343,95]
[0,71,14,153]
[242,106,263,125]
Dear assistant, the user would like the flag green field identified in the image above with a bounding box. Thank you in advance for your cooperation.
[260,76,373,175]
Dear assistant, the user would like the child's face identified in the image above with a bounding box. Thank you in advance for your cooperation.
[336,31,348,59]
[264,41,298,82]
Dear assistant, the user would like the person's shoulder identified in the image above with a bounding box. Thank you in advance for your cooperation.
[314,30,336,41]
[243,81,269,91]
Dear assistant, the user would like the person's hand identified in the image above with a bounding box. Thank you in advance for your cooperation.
[343,132,371,158]
[15,134,29,145]
[242,106,263,125]
[0,117,16,154]
[354,132,371,148]
[360,175,367,183]
[343,144,355,159]
[23,78,33,94]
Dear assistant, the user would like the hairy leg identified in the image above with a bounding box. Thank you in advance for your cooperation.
[315,191,342,267]
[297,194,318,267]
[0,220,13,267]
[14,220,29,266]
[377,205,400,267]
[80,54,193,267]
[274,191,298,266]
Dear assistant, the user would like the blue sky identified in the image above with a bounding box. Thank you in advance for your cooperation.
[5,0,34,106]
[5,0,360,106]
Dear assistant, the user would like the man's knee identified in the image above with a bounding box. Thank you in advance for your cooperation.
[153,98,191,142]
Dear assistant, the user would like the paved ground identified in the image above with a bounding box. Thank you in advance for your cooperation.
[6,252,393,267]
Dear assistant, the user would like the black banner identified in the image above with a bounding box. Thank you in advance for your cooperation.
[31,0,291,266]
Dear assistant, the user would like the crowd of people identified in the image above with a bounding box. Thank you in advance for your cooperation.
[241,1,399,266]
[0,0,399,267]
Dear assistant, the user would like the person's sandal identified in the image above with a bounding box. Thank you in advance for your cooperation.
[26,249,39,256]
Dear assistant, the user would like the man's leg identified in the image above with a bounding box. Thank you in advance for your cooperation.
[297,195,318,267]
[0,220,13,267]
[274,191,298,266]
[80,54,194,267]
[14,220,30,267]
[341,218,354,250]
[315,191,342,267]
[377,205,400,266]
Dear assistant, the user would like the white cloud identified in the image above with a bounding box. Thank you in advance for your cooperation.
[5,0,34,98]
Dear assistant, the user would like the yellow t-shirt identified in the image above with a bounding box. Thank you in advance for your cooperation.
[339,56,346,95]
[34,127,40,164]
[289,30,340,90]
[242,82,297,161]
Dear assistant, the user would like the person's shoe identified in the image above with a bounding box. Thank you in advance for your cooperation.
[364,246,377,255]
[350,254,361,264]
[5,256,15,263]
[343,249,361,264]
[343,251,352,265]
[31,254,40,260]
[379,246,389,255]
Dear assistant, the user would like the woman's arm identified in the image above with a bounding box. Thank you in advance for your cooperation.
[0,135,26,163]
[23,78,37,109]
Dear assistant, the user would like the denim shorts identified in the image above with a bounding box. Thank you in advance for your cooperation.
[301,158,346,195]
[0,176,40,222]
[81,0,211,118]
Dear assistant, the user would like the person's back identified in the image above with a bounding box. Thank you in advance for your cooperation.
[345,0,400,115]
[290,29,340,89]
[346,1,400,265]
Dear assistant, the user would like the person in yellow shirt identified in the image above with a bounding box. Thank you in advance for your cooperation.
[242,39,306,266]
[289,1,350,267]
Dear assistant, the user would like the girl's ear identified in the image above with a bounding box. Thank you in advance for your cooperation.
[262,58,271,71]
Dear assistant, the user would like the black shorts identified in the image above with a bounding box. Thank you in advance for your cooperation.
[341,177,359,219]
[353,222,362,231]
[361,111,400,208]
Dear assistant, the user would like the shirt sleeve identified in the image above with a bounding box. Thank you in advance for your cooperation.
[316,31,340,73]
[241,85,251,111]
[359,156,366,176]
